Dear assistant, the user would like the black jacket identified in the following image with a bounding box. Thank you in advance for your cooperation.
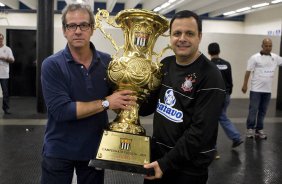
[140,54,225,176]
[211,57,233,95]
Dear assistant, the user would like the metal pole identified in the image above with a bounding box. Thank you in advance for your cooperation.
[276,23,282,110]
[36,0,54,113]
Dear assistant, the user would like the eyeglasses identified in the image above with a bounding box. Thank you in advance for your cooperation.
[64,23,93,31]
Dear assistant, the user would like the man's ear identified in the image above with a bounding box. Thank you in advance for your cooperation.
[62,27,67,38]
[63,32,67,38]
[198,32,202,41]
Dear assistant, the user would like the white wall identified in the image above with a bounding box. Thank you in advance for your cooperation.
[203,20,244,34]
[0,5,281,98]
[244,4,282,36]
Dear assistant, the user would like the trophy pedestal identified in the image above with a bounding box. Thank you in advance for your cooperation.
[89,158,154,175]
[89,130,154,175]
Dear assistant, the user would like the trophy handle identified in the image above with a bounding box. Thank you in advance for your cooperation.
[153,44,172,63]
[95,9,122,52]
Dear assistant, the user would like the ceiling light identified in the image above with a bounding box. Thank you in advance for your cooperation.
[236,7,251,13]
[0,2,5,7]
[252,3,269,8]
[271,0,282,4]
[223,11,236,16]
[153,7,162,12]
[158,0,185,14]
[221,0,281,17]
[153,0,185,14]
[65,0,87,4]
[160,2,171,9]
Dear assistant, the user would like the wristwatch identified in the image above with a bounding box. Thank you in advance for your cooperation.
[101,98,110,110]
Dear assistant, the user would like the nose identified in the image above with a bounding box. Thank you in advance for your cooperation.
[74,26,82,33]
[179,33,186,41]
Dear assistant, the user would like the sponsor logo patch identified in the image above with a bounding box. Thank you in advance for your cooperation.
[156,89,183,123]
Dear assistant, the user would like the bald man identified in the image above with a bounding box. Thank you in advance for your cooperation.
[242,38,282,139]
[0,33,14,115]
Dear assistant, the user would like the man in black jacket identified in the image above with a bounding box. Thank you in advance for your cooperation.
[141,11,225,184]
[208,42,243,152]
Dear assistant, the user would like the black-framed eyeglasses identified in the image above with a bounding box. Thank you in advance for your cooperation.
[64,23,93,31]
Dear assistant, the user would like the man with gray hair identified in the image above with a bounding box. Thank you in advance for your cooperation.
[40,4,136,184]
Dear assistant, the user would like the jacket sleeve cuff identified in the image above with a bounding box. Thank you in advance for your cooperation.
[157,156,171,173]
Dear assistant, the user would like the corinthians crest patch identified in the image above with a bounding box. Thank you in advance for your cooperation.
[181,73,197,92]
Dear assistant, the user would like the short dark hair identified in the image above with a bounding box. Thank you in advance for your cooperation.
[208,42,220,55]
[169,10,202,34]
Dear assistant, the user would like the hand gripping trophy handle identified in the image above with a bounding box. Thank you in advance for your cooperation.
[95,9,169,135]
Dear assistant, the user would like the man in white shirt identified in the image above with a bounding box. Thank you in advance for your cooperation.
[242,38,282,139]
[0,33,15,114]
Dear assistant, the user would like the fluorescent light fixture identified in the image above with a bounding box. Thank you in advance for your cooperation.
[0,2,5,7]
[271,0,282,4]
[236,7,251,13]
[160,2,171,9]
[153,7,162,12]
[222,0,281,17]
[223,11,236,16]
[159,0,185,14]
[252,3,269,8]
[65,0,86,4]
[153,0,185,13]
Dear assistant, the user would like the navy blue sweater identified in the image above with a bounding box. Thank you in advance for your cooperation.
[41,43,112,160]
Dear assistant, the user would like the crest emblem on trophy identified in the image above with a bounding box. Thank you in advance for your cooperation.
[89,8,169,174]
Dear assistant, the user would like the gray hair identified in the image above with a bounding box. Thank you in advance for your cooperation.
[61,3,95,30]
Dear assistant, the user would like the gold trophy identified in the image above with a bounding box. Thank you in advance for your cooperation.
[89,9,169,174]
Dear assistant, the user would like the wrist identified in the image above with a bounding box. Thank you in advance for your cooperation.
[101,98,110,110]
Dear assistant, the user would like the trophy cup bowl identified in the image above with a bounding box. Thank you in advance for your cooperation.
[89,9,169,174]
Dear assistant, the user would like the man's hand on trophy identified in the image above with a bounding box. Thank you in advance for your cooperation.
[107,90,137,110]
[143,161,163,180]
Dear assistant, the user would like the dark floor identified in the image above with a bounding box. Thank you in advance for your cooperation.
[0,97,282,184]
[2,97,47,119]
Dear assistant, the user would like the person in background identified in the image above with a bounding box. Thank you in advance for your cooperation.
[140,10,225,184]
[40,4,136,184]
[208,42,243,158]
[242,38,282,139]
[0,33,15,115]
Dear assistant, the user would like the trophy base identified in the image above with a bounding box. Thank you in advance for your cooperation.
[88,159,154,175]
[89,130,154,175]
